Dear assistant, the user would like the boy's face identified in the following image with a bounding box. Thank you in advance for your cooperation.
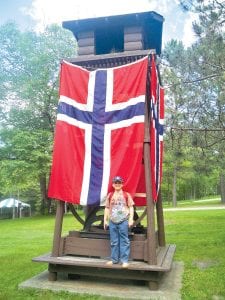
[113,182,123,191]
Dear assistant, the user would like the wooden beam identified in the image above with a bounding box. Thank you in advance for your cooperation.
[124,33,143,43]
[51,200,64,257]
[124,26,142,34]
[124,41,143,51]
[144,69,157,265]
[77,31,94,39]
[144,142,157,265]
[78,46,95,56]
[48,263,162,284]
[156,190,166,247]
[78,37,95,47]
[66,49,150,64]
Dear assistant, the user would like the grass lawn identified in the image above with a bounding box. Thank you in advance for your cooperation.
[163,196,221,208]
[0,206,225,299]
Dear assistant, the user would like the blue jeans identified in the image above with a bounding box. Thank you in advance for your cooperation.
[109,219,130,263]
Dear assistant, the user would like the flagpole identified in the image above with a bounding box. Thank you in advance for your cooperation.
[144,53,157,266]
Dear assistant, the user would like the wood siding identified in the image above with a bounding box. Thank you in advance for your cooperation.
[77,31,95,56]
[124,26,143,51]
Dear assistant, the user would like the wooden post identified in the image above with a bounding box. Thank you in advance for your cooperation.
[156,190,166,247]
[144,58,157,265]
[52,200,64,257]
[144,141,157,265]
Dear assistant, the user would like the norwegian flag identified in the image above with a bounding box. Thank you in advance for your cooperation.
[150,55,164,201]
[48,57,148,206]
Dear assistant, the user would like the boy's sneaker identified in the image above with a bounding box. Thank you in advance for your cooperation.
[122,262,129,268]
[106,261,118,265]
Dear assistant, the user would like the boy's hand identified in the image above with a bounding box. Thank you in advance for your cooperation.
[104,221,108,230]
[128,219,133,228]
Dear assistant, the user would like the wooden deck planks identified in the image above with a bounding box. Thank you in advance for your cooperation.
[33,244,176,272]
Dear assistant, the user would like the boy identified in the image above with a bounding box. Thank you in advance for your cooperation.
[104,176,134,268]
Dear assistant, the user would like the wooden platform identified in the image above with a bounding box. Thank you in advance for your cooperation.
[33,244,175,271]
[33,244,175,289]
[56,230,162,262]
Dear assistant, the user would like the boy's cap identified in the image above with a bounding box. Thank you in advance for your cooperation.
[112,176,124,183]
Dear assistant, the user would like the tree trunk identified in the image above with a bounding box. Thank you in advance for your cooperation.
[39,174,50,214]
[172,165,177,207]
[167,178,171,205]
[193,184,196,200]
[220,173,225,204]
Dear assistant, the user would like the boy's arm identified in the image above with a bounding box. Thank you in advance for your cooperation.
[128,205,134,228]
[104,194,110,230]
[104,207,109,230]
[127,193,134,228]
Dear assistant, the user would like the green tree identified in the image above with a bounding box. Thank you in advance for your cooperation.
[180,0,225,202]
[0,22,77,212]
[162,0,225,203]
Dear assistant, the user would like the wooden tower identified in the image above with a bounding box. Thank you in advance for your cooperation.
[63,11,163,67]
[33,11,175,290]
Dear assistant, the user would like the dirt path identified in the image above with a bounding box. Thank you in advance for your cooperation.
[164,205,225,212]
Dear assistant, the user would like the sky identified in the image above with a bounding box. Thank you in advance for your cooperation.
[0,0,197,47]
